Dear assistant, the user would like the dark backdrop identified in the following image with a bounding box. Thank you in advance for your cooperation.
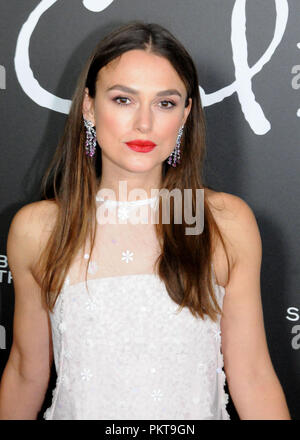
[0,0,299,420]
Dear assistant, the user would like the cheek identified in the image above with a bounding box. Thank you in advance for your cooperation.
[159,119,181,145]
[94,112,128,150]
[162,119,179,135]
[95,101,130,138]
[97,110,127,132]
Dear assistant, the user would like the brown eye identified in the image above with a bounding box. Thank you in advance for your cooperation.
[159,100,176,109]
[113,96,130,106]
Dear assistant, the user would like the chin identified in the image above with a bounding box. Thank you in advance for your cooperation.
[122,161,158,173]
[103,151,163,174]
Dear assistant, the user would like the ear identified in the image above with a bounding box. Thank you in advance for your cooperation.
[182,97,192,125]
[82,87,96,126]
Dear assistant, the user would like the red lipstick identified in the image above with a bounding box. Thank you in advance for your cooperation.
[125,139,157,153]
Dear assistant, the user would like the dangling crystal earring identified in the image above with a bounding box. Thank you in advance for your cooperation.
[167,124,184,167]
[83,117,97,157]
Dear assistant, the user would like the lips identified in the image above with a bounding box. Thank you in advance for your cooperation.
[125,140,156,147]
[125,139,157,153]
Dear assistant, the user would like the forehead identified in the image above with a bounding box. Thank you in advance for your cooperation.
[96,49,186,92]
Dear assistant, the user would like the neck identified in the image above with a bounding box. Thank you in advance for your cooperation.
[97,168,163,201]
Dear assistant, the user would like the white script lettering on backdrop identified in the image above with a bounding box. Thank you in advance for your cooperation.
[14,0,288,135]
[0,65,5,89]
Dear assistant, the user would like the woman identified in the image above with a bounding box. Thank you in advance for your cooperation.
[0,21,291,420]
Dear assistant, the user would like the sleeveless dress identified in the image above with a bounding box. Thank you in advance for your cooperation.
[43,193,230,420]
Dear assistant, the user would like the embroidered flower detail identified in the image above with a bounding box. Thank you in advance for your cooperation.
[151,389,163,401]
[213,329,221,341]
[58,321,67,333]
[121,250,134,263]
[81,368,93,381]
[85,300,96,311]
[216,367,223,374]
[88,260,98,275]
[117,206,130,220]
[84,253,89,259]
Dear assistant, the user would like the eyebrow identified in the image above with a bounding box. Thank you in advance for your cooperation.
[106,84,182,98]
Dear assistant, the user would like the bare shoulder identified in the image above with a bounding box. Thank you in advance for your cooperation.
[204,188,262,287]
[205,188,254,221]
[9,199,59,238]
[8,199,59,275]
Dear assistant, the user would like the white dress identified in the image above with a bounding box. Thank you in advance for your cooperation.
[43,194,230,420]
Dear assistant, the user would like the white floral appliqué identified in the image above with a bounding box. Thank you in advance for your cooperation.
[117,206,130,220]
[58,321,67,333]
[85,299,96,311]
[121,250,134,263]
[151,389,163,401]
[213,329,221,341]
[81,368,93,381]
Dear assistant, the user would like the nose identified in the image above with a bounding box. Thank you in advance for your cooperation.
[133,102,153,133]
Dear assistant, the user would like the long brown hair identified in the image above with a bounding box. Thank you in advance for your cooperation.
[39,21,230,321]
